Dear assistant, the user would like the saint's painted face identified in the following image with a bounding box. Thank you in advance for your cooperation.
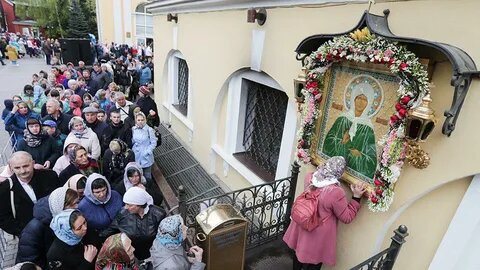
[354,94,368,116]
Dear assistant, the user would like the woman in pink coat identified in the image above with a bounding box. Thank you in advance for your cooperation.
[283,156,366,270]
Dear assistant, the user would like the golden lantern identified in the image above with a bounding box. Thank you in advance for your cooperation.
[293,67,307,111]
[405,93,437,169]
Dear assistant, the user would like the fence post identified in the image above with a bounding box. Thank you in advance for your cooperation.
[178,185,187,221]
[285,162,300,227]
[384,225,409,270]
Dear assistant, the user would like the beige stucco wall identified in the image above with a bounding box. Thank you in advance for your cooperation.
[152,0,480,268]
[96,0,147,44]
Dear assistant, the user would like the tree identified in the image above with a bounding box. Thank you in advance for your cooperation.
[15,0,70,37]
[79,0,98,37]
[15,0,98,38]
[65,0,89,38]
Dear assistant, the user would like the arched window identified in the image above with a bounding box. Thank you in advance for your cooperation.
[134,2,153,45]
[164,50,193,130]
[212,70,296,184]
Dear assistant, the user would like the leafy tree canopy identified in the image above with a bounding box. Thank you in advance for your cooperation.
[15,0,97,38]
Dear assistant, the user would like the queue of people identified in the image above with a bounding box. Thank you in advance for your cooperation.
[1,55,205,270]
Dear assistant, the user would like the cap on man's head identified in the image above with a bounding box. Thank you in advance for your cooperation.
[82,106,99,114]
[66,62,74,67]
[43,120,57,128]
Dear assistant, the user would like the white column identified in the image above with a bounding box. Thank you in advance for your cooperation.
[123,0,132,45]
[95,0,103,42]
[113,0,123,44]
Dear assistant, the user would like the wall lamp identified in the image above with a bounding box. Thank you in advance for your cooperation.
[247,8,267,26]
[167,13,178,23]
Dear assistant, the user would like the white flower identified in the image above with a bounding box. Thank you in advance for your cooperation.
[388,165,401,183]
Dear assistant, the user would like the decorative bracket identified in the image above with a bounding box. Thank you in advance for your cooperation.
[443,73,478,136]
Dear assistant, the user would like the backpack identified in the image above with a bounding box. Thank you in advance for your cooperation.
[291,188,322,231]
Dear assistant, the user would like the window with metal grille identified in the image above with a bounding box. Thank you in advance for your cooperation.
[173,58,189,116]
[233,79,288,181]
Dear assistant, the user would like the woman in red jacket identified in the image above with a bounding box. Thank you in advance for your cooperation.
[283,156,366,270]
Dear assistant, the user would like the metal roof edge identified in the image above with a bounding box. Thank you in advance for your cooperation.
[145,0,368,14]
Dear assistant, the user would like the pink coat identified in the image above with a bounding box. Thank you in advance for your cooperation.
[283,172,361,266]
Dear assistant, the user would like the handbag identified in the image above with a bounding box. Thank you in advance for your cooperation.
[154,128,162,147]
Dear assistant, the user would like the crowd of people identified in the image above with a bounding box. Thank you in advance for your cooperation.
[0,47,206,270]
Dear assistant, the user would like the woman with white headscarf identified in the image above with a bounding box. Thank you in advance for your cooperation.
[322,82,377,178]
[283,156,366,270]
[101,187,166,260]
[16,187,79,269]
[149,215,205,270]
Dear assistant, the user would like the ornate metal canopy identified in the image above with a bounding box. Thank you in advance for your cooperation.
[295,9,480,136]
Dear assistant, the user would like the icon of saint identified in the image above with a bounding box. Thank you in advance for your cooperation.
[322,82,377,178]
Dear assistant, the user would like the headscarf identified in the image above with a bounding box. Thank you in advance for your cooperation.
[95,233,139,270]
[64,174,86,191]
[48,186,69,217]
[50,209,82,246]
[23,118,46,147]
[123,187,153,214]
[123,162,147,191]
[69,94,83,116]
[84,173,112,205]
[311,156,346,188]
[342,82,375,140]
[68,116,88,138]
[156,215,183,250]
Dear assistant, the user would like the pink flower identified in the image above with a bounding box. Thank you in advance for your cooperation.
[384,49,394,58]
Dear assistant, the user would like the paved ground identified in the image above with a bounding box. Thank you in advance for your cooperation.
[0,56,49,268]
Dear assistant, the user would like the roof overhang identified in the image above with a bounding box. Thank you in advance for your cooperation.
[12,20,36,26]
[295,10,480,136]
[146,0,367,14]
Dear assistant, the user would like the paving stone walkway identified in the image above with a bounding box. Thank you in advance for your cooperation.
[0,56,50,268]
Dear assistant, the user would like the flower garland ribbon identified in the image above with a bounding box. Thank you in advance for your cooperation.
[296,28,429,212]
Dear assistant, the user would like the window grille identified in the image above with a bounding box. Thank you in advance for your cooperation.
[175,58,189,116]
[235,79,288,181]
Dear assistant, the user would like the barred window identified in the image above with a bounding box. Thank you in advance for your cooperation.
[234,79,288,181]
[173,58,189,116]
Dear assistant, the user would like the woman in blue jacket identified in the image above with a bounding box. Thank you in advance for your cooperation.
[4,101,40,144]
[131,112,157,183]
[78,173,123,247]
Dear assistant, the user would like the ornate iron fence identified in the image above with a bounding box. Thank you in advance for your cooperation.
[350,225,409,270]
[176,162,300,250]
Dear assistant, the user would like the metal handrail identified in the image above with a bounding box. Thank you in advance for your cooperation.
[350,225,409,270]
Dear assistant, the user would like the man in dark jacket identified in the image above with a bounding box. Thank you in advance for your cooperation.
[136,85,160,127]
[42,98,72,135]
[83,106,111,154]
[0,151,60,236]
[82,69,99,95]
[107,109,132,147]
[91,63,111,90]
[100,187,166,260]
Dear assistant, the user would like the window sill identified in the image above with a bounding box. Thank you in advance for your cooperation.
[163,102,194,131]
[232,152,275,182]
[212,144,265,186]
